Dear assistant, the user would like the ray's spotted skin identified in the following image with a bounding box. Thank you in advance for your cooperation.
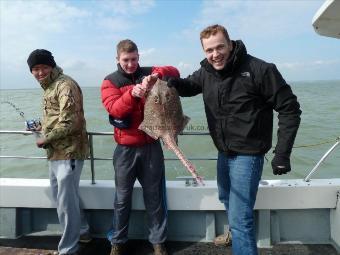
[139,79,204,185]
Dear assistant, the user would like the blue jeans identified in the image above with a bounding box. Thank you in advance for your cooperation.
[217,152,264,255]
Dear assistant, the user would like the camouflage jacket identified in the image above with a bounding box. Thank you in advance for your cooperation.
[40,66,89,160]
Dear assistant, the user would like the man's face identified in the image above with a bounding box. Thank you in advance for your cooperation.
[117,51,139,74]
[31,64,53,82]
[201,32,233,70]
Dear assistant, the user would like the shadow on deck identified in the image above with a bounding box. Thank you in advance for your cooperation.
[0,236,339,255]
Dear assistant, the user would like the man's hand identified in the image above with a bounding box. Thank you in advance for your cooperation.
[36,137,46,148]
[26,123,42,132]
[132,73,159,98]
[131,83,147,98]
[34,124,42,131]
[271,154,291,175]
[142,73,159,91]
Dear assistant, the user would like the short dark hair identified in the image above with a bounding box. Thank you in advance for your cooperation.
[200,24,231,45]
[116,39,138,57]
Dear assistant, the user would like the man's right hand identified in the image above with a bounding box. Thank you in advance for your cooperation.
[33,124,42,131]
[26,123,42,132]
[131,83,147,98]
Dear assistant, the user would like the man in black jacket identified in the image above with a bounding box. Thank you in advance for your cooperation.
[168,24,301,255]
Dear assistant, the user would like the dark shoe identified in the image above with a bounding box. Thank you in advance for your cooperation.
[110,244,123,255]
[79,232,92,243]
[153,244,168,255]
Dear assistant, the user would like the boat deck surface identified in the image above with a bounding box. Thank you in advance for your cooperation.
[0,236,339,255]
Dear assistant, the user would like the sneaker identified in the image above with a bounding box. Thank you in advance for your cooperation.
[79,232,92,243]
[214,231,232,246]
[153,244,168,255]
[110,244,123,255]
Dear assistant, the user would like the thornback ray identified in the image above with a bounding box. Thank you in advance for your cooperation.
[139,79,204,185]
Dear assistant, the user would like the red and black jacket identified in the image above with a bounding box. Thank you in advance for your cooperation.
[101,64,180,146]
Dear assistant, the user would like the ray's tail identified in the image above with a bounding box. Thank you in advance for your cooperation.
[163,135,204,185]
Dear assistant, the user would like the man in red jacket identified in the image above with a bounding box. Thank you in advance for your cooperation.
[101,39,179,255]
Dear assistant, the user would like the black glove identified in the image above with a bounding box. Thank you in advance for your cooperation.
[164,77,180,88]
[271,154,291,175]
[162,75,171,82]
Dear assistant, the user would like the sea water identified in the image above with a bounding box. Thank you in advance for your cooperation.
[0,80,339,181]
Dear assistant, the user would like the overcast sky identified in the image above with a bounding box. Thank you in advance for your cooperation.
[1,0,339,89]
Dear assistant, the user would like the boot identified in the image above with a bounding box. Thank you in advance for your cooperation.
[79,232,92,243]
[214,231,232,246]
[153,244,168,255]
[110,244,123,255]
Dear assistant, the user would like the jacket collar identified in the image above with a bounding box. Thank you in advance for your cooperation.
[40,66,63,90]
[200,40,247,78]
[117,64,143,82]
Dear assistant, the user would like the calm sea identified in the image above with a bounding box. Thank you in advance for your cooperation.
[1,80,339,181]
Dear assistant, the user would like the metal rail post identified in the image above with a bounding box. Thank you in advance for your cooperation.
[304,137,340,182]
[88,133,96,184]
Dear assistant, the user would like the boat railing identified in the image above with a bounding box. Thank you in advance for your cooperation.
[303,136,340,182]
[1,131,339,184]
[0,130,214,184]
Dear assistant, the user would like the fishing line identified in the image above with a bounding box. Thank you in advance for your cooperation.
[293,137,340,148]
[1,100,26,119]
[1,100,41,138]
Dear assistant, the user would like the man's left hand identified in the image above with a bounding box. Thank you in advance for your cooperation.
[271,154,291,175]
[36,138,46,148]
[142,73,159,91]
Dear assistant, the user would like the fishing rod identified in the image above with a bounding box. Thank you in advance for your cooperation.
[1,100,42,138]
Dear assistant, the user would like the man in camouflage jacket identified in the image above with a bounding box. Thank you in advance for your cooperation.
[27,49,90,255]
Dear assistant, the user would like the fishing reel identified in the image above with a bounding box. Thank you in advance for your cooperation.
[25,119,41,131]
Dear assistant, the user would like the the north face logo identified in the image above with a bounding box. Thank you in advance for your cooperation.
[240,72,250,77]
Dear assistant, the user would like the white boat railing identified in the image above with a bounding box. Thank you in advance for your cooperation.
[0,130,214,184]
[303,136,340,182]
[1,130,339,184]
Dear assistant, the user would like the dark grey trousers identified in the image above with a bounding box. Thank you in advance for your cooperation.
[110,141,167,244]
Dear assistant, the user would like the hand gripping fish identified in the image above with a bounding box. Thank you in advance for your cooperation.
[139,79,204,185]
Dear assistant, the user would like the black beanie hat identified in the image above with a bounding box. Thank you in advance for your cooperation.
[27,49,56,71]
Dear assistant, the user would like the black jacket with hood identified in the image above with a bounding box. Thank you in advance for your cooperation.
[175,40,301,156]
